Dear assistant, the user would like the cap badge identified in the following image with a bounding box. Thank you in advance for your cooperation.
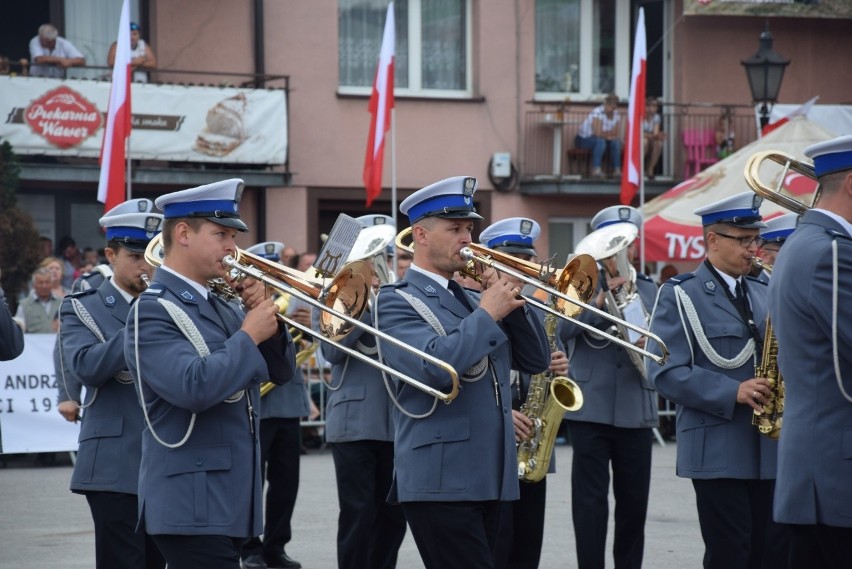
[463,177,475,197]
[618,207,631,221]
[374,216,387,225]
[264,243,276,255]
[137,200,148,212]
[144,216,161,236]
[752,195,763,209]
[520,219,533,236]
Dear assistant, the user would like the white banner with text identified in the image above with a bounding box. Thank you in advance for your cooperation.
[0,76,287,164]
[0,334,80,454]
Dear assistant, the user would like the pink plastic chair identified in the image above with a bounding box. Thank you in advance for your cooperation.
[682,128,718,178]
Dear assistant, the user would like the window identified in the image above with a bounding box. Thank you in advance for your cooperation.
[548,217,591,266]
[535,0,629,100]
[339,0,472,97]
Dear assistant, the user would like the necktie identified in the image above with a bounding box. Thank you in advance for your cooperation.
[447,280,473,312]
[734,280,749,314]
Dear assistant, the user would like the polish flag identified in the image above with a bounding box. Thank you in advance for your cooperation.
[363,2,395,207]
[761,96,819,137]
[620,8,646,206]
[97,0,132,213]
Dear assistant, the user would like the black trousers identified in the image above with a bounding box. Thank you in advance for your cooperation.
[787,523,852,569]
[692,478,789,569]
[402,500,503,569]
[331,440,407,569]
[84,491,164,569]
[153,534,242,569]
[495,477,547,569]
[567,421,652,569]
[243,417,301,558]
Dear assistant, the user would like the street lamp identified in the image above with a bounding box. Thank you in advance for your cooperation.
[741,22,790,130]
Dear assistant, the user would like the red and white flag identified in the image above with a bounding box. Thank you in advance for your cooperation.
[97,0,132,213]
[761,95,819,137]
[620,8,646,206]
[363,2,395,207]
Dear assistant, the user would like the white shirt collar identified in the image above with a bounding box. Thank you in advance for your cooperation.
[108,276,136,304]
[408,263,451,289]
[709,263,740,296]
[159,264,212,298]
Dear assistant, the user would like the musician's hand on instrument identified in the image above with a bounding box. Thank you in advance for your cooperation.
[237,277,267,309]
[606,275,627,291]
[57,400,80,423]
[737,377,772,412]
[479,277,525,320]
[549,350,569,376]
[633,337,647,349]
[290,307,312,328]
[512,410,533,442]
[241,298,280,344]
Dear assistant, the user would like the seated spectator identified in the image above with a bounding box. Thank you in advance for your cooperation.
[0,55,28,76]
[715,112,735,159]
[107,22,156,83]
[575,93,623,179]
[643,97,665,179]
[14,267,62,333]
[29,24,85,78]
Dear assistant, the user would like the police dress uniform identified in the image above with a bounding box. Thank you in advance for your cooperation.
[241,241,309,569]
[125,180,296,568]
[374,177,551,569]
[647,192,786,569]
[559,207,658,569]
[767,135,852,567]
[59,202,165,569]
[480,217,554,569]
[320,215,407,569]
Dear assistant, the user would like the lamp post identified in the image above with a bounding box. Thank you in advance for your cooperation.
[741,22,790,130]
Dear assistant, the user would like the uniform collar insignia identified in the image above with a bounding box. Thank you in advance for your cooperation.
[424,285,436,293]
[704,280,716,293]
[105,295,116,305]
[180,290,195,301]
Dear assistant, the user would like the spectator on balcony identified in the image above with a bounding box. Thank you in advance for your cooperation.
[715,112,735,159]
[107,22,156,83]
[29,24,85,79]
[575,93,623,179]
[0,55,28,76]
[644,97,666,180]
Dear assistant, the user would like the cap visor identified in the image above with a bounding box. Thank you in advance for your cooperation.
[205,216,248,232]
[728,220,767,229]
[119,242,149,253]
[493,245,537,256]
[435,211,483,220]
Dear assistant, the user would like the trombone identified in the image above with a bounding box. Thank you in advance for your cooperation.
[395,228,669,366]
[144,235,460,403]
[744,150,819,214]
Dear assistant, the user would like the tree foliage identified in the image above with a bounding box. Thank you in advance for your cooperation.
[0,140,41,309]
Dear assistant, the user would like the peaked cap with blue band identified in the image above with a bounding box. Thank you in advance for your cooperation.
[356,214,395,228]
[400,176,482,223]
[479,217,540,256]
[591,205,643,230]
[99,198,163,253]
[760,212,799,243]
[155,178,248,232]
[693,191,766,229]
[804,134,852,177]
[246,241,284,262]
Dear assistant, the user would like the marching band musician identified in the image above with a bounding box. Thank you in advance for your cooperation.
[125,180,296,569]
[767,135,852,568]
[319,213,407,569]
[560,205,658,569]
[58,199,165,569]
[241,241,309,569]
[374,176,550,569]
[755,213,798,283]
[647,192,788,569]
[481,217,569,569]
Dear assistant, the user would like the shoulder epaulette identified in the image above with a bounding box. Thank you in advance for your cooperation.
[141,287,165,297]
[636,273,654,283]
[69,288,98,298]
[668,273,695,285]
[827,228,852,240]
[745,275,767,286]
[381,281,408,290]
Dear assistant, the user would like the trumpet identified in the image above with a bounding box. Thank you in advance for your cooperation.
[395,228,669,366]
[144,235,460,403]
[744,150,819,214]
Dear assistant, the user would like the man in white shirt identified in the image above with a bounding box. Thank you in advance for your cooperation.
[29,24,85,78]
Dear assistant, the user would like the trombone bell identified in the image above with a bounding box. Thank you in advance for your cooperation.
[744,150,819,215]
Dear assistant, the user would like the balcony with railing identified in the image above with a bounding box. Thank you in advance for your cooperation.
[520,102,758,196]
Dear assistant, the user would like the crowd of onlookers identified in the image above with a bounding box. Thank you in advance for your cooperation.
[1,22,156,80]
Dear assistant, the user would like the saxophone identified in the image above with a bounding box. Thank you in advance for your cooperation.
[751,258,783,439]
[517,308,583,482]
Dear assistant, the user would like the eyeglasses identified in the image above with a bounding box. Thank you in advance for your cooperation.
[713,231,765,249]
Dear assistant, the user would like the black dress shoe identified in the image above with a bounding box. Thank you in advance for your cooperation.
[242,554,268,569]
[264,551,301,569]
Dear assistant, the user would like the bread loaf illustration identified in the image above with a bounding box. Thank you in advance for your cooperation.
[194,93,247,156]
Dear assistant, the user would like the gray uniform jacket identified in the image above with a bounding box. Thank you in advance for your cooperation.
[768,210,852,526]
[322,307,395,443]
[0,288,24,360]
[59,281,144,494]
[560,272,659,428]
[125,268,296,538]
[257,298,310,421]
[647,262,777,480]
[374,269,550,503]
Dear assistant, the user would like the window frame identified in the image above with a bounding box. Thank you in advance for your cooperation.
[337,0,474,99]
